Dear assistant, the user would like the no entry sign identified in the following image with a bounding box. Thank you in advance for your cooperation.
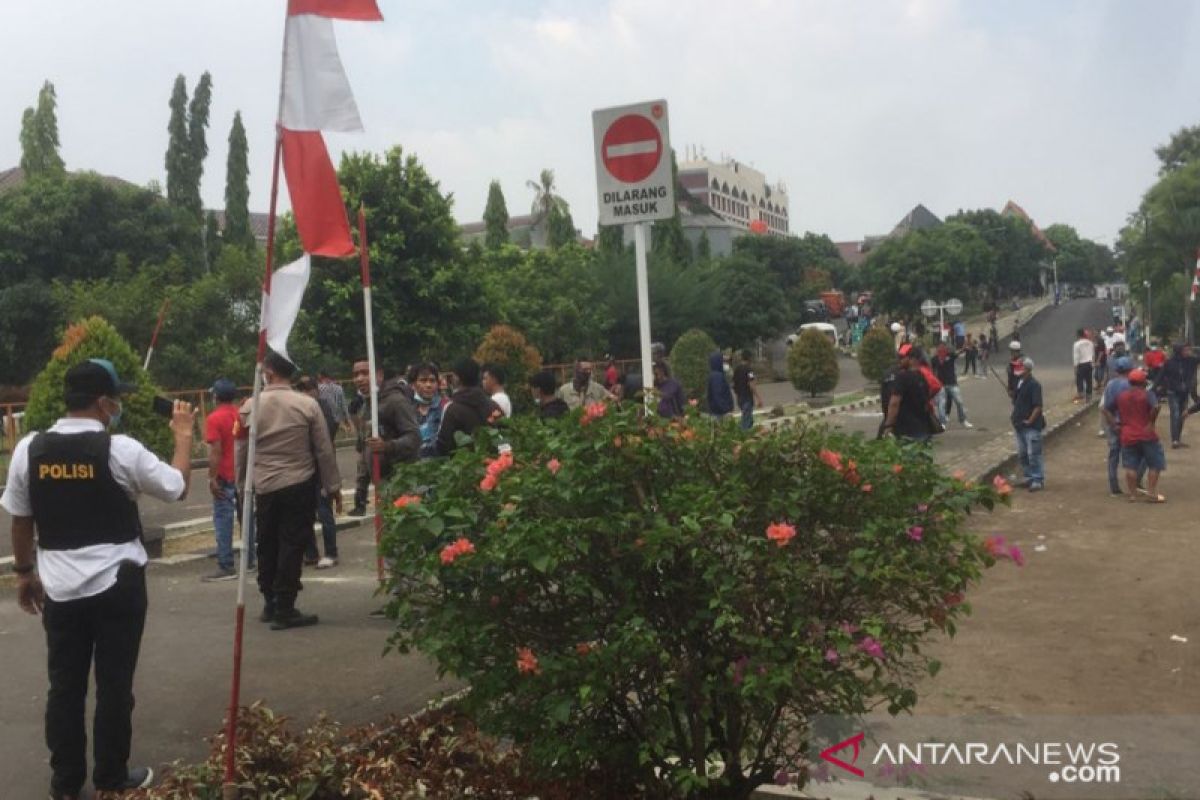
[593,99,674,225]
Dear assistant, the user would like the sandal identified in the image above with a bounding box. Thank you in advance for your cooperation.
[1147,494,1166,504]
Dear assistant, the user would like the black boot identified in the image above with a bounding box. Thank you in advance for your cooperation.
[271,595,318,630]
[259,593,276,623]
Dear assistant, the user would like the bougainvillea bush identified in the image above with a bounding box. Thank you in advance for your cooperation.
[382,406,1012,799]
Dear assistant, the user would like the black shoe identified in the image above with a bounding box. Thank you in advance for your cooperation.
[122,766,155,790]
[348,505,367,517]
[259,605,276,623]
[271,608,319,630]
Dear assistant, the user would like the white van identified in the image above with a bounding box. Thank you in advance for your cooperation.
[786,322,839,348]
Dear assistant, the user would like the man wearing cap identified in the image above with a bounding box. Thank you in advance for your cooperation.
[202,378,246,581]
[881,343,933,443]
[1005,341,1024,397]
[237,351,342,629]
[1108,369,1165,503]
[1010,357,1045,491]
[2,359,197,799]
[1101,357,1146,497]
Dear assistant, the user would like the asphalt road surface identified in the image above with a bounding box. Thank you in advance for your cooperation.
[826,298,1115,460]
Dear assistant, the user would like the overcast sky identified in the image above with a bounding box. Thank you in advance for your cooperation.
[3,0,1198,244]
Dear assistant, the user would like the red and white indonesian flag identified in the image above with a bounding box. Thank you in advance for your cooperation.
[1192,249,1200,303]
[280,0,381,258]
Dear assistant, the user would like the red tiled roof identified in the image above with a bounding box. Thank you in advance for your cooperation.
[1002,200,1056,253]
[835,241,868,266]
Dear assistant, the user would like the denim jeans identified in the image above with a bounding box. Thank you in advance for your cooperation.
[933,390,948,427]
[738,398,755,430]
[306,490,338,560]
[1106,424,1148,492]
[1014,426,1044,485]
[212,478,237,571]
[944,384,968,423]
[1168,392,1188,443]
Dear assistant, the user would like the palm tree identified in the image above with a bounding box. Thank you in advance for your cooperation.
[526,168,570,222]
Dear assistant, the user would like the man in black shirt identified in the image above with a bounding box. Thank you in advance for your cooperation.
[528,370,570,420]
[932,343,973,428]
[731,350,763,431]
[1011,357,1046,491]
[882,344,932,443]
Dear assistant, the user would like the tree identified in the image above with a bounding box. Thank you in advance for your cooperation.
[164,72,213,220]
[595,224,625,258]
[223,111,254,250]
[0,279,62,385]
[704,255,790,351]
[165,75,191,210]
[668,328,718,400]
[652,152,691,264]
[857,325,896,384]
[19,80,65,177]
[944,209,1045,297]
[474,325,542,415]
[788,328,839,397]
[280,146,494,366]
[695,229,712,263]
[733,232,844,317]
[546,203,576,249]
[24,317,172,456]
[862,223,994,316]
[1155,124,1200,176]
[482,180,510,250]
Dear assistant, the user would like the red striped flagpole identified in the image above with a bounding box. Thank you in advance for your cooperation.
[142,298,171,372]
[223,10,289,791]
[358,206,385,582]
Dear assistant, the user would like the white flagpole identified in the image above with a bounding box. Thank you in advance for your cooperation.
[358,206,384,581]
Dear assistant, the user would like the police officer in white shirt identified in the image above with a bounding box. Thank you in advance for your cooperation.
[1,359,196,800]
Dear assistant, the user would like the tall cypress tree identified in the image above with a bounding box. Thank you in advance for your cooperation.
[184,72,213,219]
[224,111,253,250]
[165,75,190,208]
[19,81,65,176]
[483,180,510,249]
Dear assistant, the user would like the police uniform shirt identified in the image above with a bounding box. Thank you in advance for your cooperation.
[0,418,186,602]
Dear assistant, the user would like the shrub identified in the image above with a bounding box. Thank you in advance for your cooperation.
[788,328,839,397]
[382,406,1011,799]
[669,328,718,400]
[474,324,542,415]
[858,324,897,384]
[24,316,172,456]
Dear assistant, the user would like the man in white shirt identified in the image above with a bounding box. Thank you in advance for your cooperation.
[1072,328,1096,402]
[2,359,196,799]
[481,362,513,418]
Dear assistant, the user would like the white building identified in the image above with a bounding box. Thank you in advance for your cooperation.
[677,153,790,236]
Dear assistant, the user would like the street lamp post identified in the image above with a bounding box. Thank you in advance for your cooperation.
[920,297,964,344]
[1143,280,1152,345]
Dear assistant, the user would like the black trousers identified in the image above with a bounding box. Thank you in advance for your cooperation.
[43,562,147,795]
[354,450,370,508]
[1075,363,1094,398]
[256,478,317,611]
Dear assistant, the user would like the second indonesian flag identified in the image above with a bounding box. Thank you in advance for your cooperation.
[281,0,381,257]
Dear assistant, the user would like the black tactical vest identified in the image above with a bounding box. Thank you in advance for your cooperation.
[27,431,142,550]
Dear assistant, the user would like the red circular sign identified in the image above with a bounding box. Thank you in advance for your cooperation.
[601,114,663,184]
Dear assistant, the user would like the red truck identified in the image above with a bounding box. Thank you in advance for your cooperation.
[819,290,845,318]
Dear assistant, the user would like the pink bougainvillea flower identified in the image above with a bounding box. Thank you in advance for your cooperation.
[861,483,873,493]
[983,535,1008,556]
[392,494,421,509]
[546,458,562,475]
[485,451,514,477]
[992,474,1012,496]
[580,401,608,426]
[1007,544,1026,566]
[838,622,859,636]
[479,474,498,492]
[439,537,476,565]
[916,503,929,514]
[952,469,967,481]
[856,636,885,660]
[907,525,924,542]
[765,522,797,547]
[516,647,540,675]
[819,449,844,472]
[824,648,840,664]
[688,398,699,407]
[892,464,904,475]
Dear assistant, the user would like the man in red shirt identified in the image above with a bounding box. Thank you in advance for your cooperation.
[1106,369,1166,503]
[202,379,248,580]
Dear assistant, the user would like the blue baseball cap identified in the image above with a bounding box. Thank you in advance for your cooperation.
[65,359,135,403]
[1114,356,1133,373]
[211,378,238,401]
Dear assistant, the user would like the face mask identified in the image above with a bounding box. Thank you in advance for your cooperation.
[106,399,123,430]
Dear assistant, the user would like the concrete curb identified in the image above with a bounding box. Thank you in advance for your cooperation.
[969,397,1099,486]
[759,397,880,431]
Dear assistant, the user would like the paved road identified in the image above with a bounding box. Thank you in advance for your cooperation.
[0,446,363,559]
[825,298,1115,461]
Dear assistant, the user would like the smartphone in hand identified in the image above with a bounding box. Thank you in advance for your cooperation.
[152,396,175,419]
